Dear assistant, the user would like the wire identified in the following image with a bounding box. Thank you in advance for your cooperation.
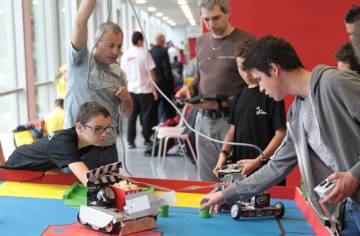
[86,0,112,91]
[127,0,264,158]
[88,0,264,177]
[118,102,132,176]
[84,0,133,176]
[319,200,340,236]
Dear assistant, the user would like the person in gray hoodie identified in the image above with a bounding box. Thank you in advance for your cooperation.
[201,36,360,235]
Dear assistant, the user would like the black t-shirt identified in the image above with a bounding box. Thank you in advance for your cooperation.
[3,127,93,171]
[228,87,286,162]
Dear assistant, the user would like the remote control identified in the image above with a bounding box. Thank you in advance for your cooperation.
[314,179,336,198]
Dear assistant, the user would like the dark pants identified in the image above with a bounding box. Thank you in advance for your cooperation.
[127,93,157,143]
[157,93,176,123]
[80,144,118,170]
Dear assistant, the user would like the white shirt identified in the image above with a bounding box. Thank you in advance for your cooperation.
[168,46,180,64]
[120,46,156,94]
[300,97,337,171]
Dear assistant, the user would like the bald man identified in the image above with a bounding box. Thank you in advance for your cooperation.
[150,33,176,122]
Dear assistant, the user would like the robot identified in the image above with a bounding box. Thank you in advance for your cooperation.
[217,163,246,179]
[77,162,174,234]
[230,192,285,220]
[215,163,285,220]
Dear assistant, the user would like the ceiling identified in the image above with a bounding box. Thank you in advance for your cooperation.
[132,0,201,27]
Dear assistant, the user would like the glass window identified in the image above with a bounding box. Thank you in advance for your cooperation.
[58,0,69,65]
[0,0,16,91]
[31,0,48,83]
[0,94,19,132]
[36,86,50,119]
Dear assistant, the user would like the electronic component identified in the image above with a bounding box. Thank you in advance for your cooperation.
[218,163,245,178]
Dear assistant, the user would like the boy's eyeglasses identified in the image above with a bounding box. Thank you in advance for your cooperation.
[85,124,114,135]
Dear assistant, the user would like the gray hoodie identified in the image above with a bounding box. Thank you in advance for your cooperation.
[222,65,360,224]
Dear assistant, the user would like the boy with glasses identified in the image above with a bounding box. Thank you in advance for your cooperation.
[2,102,114,185]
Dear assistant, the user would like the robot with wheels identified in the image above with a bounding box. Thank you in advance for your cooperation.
[215,163,285,220]
[230,192,285,220]
[77,162,174,234]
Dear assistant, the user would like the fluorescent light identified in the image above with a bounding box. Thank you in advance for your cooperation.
[162,16,169,21]
[156,12,164,17]
[179,2,196,26]
[177,0,187,5]
[32,0,38,5]
[135,0,146,4]
[147,6,156,12]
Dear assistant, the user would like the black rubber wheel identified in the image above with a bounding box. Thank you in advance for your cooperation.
[103,222,121,234]
[230,203,242,220]
[77,213,86,225]
[275,202,285,218]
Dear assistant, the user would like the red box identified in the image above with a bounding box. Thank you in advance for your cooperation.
[110,185,140,210]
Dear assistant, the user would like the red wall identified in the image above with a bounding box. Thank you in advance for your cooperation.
[228,0,356,187]
[230,0,353,68]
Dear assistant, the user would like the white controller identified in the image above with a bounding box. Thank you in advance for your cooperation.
[314,179,336,199]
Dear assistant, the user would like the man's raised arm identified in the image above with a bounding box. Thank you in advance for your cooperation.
[72,0,96,51]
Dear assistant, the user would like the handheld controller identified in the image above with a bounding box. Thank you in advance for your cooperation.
[218,163,244,178]
[314,179,336,198]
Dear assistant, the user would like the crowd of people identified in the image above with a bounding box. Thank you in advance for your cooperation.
[1,0,360,234]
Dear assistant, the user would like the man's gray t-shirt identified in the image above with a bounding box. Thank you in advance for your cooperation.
[195,29,255,96]
[64,45,126,145]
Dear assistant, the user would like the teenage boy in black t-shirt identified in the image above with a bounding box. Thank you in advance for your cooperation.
[213,41,286,177]
[2,101,115,185]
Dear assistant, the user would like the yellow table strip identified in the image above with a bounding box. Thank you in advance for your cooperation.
[0,181,70,199]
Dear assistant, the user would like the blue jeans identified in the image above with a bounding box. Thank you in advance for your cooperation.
[341,199,360,236]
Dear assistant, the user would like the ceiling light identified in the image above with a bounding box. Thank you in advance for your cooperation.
[162,16,169,21]
[147,6,156,12]
[156,12,164,17]
[177,0,187,5]
[135,0,146,4]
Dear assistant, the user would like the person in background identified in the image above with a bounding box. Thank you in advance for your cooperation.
[45,99,65,135]
[213,40,286,179]
[335,41,360,75]
[176,0,255,181]
[121,31,158,148]
[167,41,180,64]
[201,36,360,236]
[351,21,360,63]
[150,33,176,122]
[55,64,67,99]
[344,4,360,40]
[2,102,114,185]
[64,0,133,169]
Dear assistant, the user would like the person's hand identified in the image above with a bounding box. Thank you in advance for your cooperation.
[321,172,360,204]
[200,191,224,214]
[238,158,261,176]
[152,89,159,101]
[114,86,131,101]
[175,86,192,99]
[213,153,227,177]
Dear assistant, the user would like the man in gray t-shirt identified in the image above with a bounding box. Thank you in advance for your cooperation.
[176,0,254,181]
[64,0,133,169]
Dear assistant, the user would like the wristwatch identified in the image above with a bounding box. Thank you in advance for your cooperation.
[221,149,230,156]
[259,157,269,166]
